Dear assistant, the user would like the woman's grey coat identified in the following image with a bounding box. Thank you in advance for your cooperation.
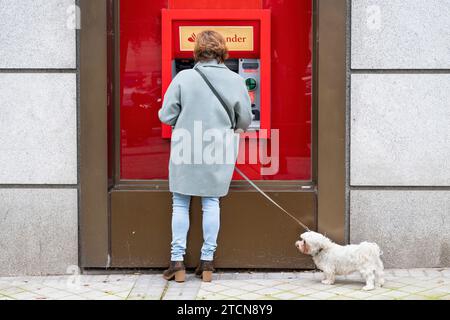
[158,60,252,197]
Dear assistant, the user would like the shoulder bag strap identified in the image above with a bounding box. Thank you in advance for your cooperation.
[194,67,235,129]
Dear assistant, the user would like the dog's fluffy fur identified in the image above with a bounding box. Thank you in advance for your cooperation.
[295,231,384,290]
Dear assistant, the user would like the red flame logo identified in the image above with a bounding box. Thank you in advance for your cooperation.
[188,33,196,43]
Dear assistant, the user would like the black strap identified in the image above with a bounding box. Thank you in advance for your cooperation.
[194,67,235,129]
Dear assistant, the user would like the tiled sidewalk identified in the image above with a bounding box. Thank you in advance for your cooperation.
[0,269,449,300]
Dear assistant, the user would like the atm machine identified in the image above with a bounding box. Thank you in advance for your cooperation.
[161,9,271,137]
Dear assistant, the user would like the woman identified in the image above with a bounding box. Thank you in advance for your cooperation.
[158,30,252,282]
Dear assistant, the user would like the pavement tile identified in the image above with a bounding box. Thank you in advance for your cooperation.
[338,281,367,289]
[216,273,239,280]
[407,269,427,277]
[344,290,377,299]
[391,269,411,277]
[324,286,357,295]
[212,280,249,288]
[9,292,47,300]
[128,282,166,300]
[292,296,317,300]
[60,285,92,294]
[0,286,26,295]
[306,291,337,300]
[397,285,430,294]
[312,272,324,280]
[43,278,71,286]
[0,282,11,290]
[380,290,411,299]
[366,287,392,295]
[253,287,284,296]
[108,290,132,299]
[440,270,450,277]
[328,295,354,300]
[236,292,265,300]
[198,293,230,300]
[309,283,341,291]
[365,295,396,300]
[164,293,195,300]
[402,295,428,300]
[220,288,251,297]
[234,273,266,280]
[78,290,118,300]
[290,287,318,295]
[258,280,285,287]
[273,283,299,291]
[236,283,266,292]
[272,292,300,300]
[243,279,281,286]
[289,279,316,286]
[383,281,408,290]
[424,270,443,277]
[33,287,72,299]
[256,296,280,300]
[417,289,450,299]
[296,273,315,279]
[57,295,88,300]
[265,273,296,279]
[226,272,255,279]
[93,295,123,300]
[133,295,161,300]
[164,282,200,300]
[200,283,230,293]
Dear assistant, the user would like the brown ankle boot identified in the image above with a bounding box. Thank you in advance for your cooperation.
[195,260,215,282]
[163,261,186,282]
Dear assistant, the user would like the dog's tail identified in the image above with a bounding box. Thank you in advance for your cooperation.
[361,242,382,258]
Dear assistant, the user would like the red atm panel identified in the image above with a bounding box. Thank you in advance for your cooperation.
[161,9,271,138]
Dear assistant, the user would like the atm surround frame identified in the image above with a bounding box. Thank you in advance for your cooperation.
[79,0,347,268]
[160,9,271,139]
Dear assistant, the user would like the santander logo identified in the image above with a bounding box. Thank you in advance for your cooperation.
[187,32,247,43]
[187,33,196,42]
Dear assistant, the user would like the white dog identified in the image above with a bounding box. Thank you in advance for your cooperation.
[295,231,384,291]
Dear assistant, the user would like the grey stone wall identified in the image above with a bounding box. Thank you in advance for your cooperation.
[350,0,450,267]
[0,0,78,275]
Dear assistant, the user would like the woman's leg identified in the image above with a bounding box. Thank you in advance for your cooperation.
[170,192,191,261]
[200,197,221,261]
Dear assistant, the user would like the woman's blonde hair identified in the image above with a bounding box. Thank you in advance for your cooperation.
[194,30,229,63]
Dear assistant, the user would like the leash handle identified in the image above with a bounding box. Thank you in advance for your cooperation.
[234,167,310,232]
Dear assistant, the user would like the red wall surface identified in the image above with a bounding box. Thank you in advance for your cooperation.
[119,0,312,180]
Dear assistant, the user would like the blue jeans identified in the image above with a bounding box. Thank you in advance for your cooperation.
[171,192,220,261]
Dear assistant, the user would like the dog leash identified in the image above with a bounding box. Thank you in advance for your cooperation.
[194,66,310,232]
[234,167,310,232]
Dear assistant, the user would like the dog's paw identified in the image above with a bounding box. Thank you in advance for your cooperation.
[362,285,375,291]
[376,278,385,287]
[321,279,335,285]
